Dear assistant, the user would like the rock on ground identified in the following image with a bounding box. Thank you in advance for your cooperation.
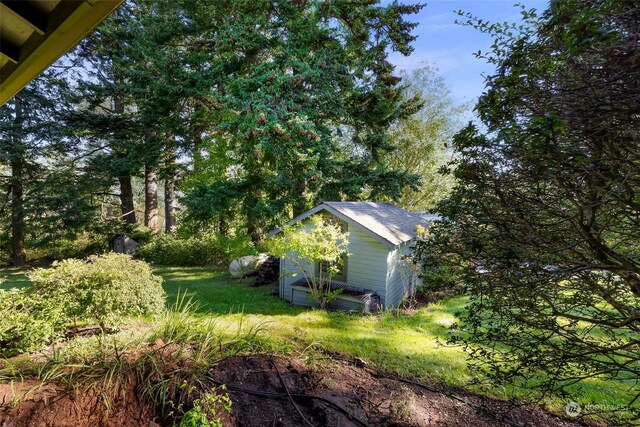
[229,253,270,278]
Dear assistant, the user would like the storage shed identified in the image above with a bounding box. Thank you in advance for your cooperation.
[271,202,431,312]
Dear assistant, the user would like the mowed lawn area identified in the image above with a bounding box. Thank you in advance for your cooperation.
[2,265,635,416]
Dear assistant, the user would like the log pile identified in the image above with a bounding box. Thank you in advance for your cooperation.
[252,256,280,287]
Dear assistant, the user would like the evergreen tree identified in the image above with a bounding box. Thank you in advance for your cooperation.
[0,72,94,264]
[182,0,425,242]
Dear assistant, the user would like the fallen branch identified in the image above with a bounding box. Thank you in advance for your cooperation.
[271,356,315,427]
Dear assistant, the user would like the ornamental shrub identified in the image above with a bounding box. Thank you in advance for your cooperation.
[0,254,164,356]
[29,253,166,328]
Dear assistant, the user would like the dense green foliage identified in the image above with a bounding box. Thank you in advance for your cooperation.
[383,66,464,210]
[0,254,164,355]
[0,72,97,265]
[267,215,349,308]
[137,233,256,266]
[0,286,67,356]
[1,0,440,266]
[178,0,425,242]
[415,1,640,421]
[137,234,221,267]
[29,253,165,327]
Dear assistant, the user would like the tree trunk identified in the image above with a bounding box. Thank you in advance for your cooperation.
[144,165,159,230]
[113,75,137,225]
[247,218,264,244]
[118,175,137,224]
[164,136,177,233]
[218,215,229,237]
[192,130,203,175]
[10,96,26,266]
[246,187,265,244]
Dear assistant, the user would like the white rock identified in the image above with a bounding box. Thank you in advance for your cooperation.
[229,253,269,278]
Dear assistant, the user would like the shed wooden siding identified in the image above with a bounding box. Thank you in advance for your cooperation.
[385,241,416,307]
[345,225,389,303]
[279,219,389,305]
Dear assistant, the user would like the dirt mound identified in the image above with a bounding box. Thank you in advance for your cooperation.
[1,354,591,427]
[209,355,589,427]
[0,377,155,427]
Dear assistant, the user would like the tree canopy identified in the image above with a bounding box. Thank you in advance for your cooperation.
[179,0,425,242]
[415,0,640,419]
[0,0,434,262]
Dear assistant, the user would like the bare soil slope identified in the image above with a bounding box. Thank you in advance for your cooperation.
[0,355,590,427]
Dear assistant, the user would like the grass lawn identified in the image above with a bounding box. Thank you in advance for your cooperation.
[3,264,636,418]
[0,267,31,290]
[158,266,636,416]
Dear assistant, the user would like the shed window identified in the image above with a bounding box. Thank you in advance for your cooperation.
[317,256,347,282]
[316,213,347,282]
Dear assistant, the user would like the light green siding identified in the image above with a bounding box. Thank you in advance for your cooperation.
[279,215,417,309]
[345,225,388,303]
[385,242,418,307]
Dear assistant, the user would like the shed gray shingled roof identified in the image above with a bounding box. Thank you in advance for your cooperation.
[270,201,431,247]
[323,202,429,246]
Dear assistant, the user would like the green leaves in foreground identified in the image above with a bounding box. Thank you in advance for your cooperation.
[0,253,165,356]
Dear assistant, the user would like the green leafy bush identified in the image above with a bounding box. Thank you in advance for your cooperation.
[0,287,68,356]
[137,233,220,266]
[137,233,256,266]
[1,254,165,356]
[178,391,232,427]
[29,253,166,328]
[44,233,107,261]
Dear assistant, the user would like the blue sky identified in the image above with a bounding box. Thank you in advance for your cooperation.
[388,0,549,108]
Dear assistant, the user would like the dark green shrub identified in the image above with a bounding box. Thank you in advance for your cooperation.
[29,253,166,328]
[44,233,108,261]
[137,233,221,266]
[137,233,256,266]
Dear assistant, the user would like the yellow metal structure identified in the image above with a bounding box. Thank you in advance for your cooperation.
[0,0,123,106]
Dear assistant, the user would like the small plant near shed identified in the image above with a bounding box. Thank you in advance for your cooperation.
[266,215,350,309]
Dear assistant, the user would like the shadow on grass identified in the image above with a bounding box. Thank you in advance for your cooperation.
[0,268,32,290]
[156,266,307,316]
